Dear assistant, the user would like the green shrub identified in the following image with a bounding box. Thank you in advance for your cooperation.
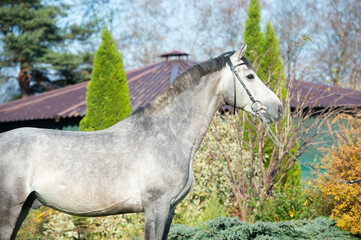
[243,0,301,189]
[169,216,359,240]
[79,27,131,131]
[248,186,331,222]
[174,195,230,226]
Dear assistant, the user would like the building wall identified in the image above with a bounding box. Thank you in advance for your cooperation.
[297,116,344,180]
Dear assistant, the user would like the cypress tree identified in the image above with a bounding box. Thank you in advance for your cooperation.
[243,0,265,77]
[263,21,301,186]
[263,21,286,91]
[79,28,131,131]
[243,0,301,188]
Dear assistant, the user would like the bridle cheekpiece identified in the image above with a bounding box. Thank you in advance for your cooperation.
[225,54,262,115]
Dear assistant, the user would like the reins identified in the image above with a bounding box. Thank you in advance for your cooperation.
[225,55,361,185]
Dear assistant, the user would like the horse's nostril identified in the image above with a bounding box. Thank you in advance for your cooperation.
[278,105,283,115]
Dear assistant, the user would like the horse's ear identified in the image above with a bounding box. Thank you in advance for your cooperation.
[237,44,247,60]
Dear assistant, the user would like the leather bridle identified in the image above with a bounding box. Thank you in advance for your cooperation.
[225,54,262,115]
[223,53,361,185]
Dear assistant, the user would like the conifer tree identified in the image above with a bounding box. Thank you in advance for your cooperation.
[263,22,286,90]
[243,0,265,77]
[79,28,131,131]
[263,21,301,186]
[242,0,301,188]
[0,1,95,97]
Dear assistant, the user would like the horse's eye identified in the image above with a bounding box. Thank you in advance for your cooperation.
[247,74,254,80]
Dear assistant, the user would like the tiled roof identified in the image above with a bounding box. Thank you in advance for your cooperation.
[288,81,361,109]
[0,82,88,122]
[0,56,360,123]
[0,58,197,122]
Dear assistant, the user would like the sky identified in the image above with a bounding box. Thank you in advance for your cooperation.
[63,0,277,68]
[1,0,358,102]
[0,0,305,103]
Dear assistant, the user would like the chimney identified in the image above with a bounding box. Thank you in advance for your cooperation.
[159,50,189,61]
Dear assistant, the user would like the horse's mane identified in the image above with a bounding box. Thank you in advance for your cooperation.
[131,52,252,117]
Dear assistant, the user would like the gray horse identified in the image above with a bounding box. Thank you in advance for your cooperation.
[0,45,282,240]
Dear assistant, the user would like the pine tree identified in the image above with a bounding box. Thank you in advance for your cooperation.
[0,1,95,97]
[79,28,131,131]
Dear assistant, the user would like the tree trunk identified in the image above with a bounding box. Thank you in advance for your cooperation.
[240,206,248,221]
[17,61,30,97]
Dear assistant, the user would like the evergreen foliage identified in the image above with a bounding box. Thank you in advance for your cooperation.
[243,0,301,188]
[79,28,131,131]
[169,217,358,240]
[243,0,265,72]
[0,0,95,97]
[263,21,301,187]
[263,21,285,90]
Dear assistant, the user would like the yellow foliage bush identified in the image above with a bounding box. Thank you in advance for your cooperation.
[315,112,361,234]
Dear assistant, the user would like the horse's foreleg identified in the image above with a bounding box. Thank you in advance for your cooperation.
[0,204,23,240]
[10,204,33,240]
[0,191,35,240]
[162,206,176,240]
[143,197,172,240]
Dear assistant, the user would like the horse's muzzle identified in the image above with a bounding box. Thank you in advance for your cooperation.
[259,103,283,123]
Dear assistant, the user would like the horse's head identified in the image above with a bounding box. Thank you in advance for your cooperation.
[221,44,283,123]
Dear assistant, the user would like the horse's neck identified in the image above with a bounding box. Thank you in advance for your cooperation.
[156,72,225,153]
